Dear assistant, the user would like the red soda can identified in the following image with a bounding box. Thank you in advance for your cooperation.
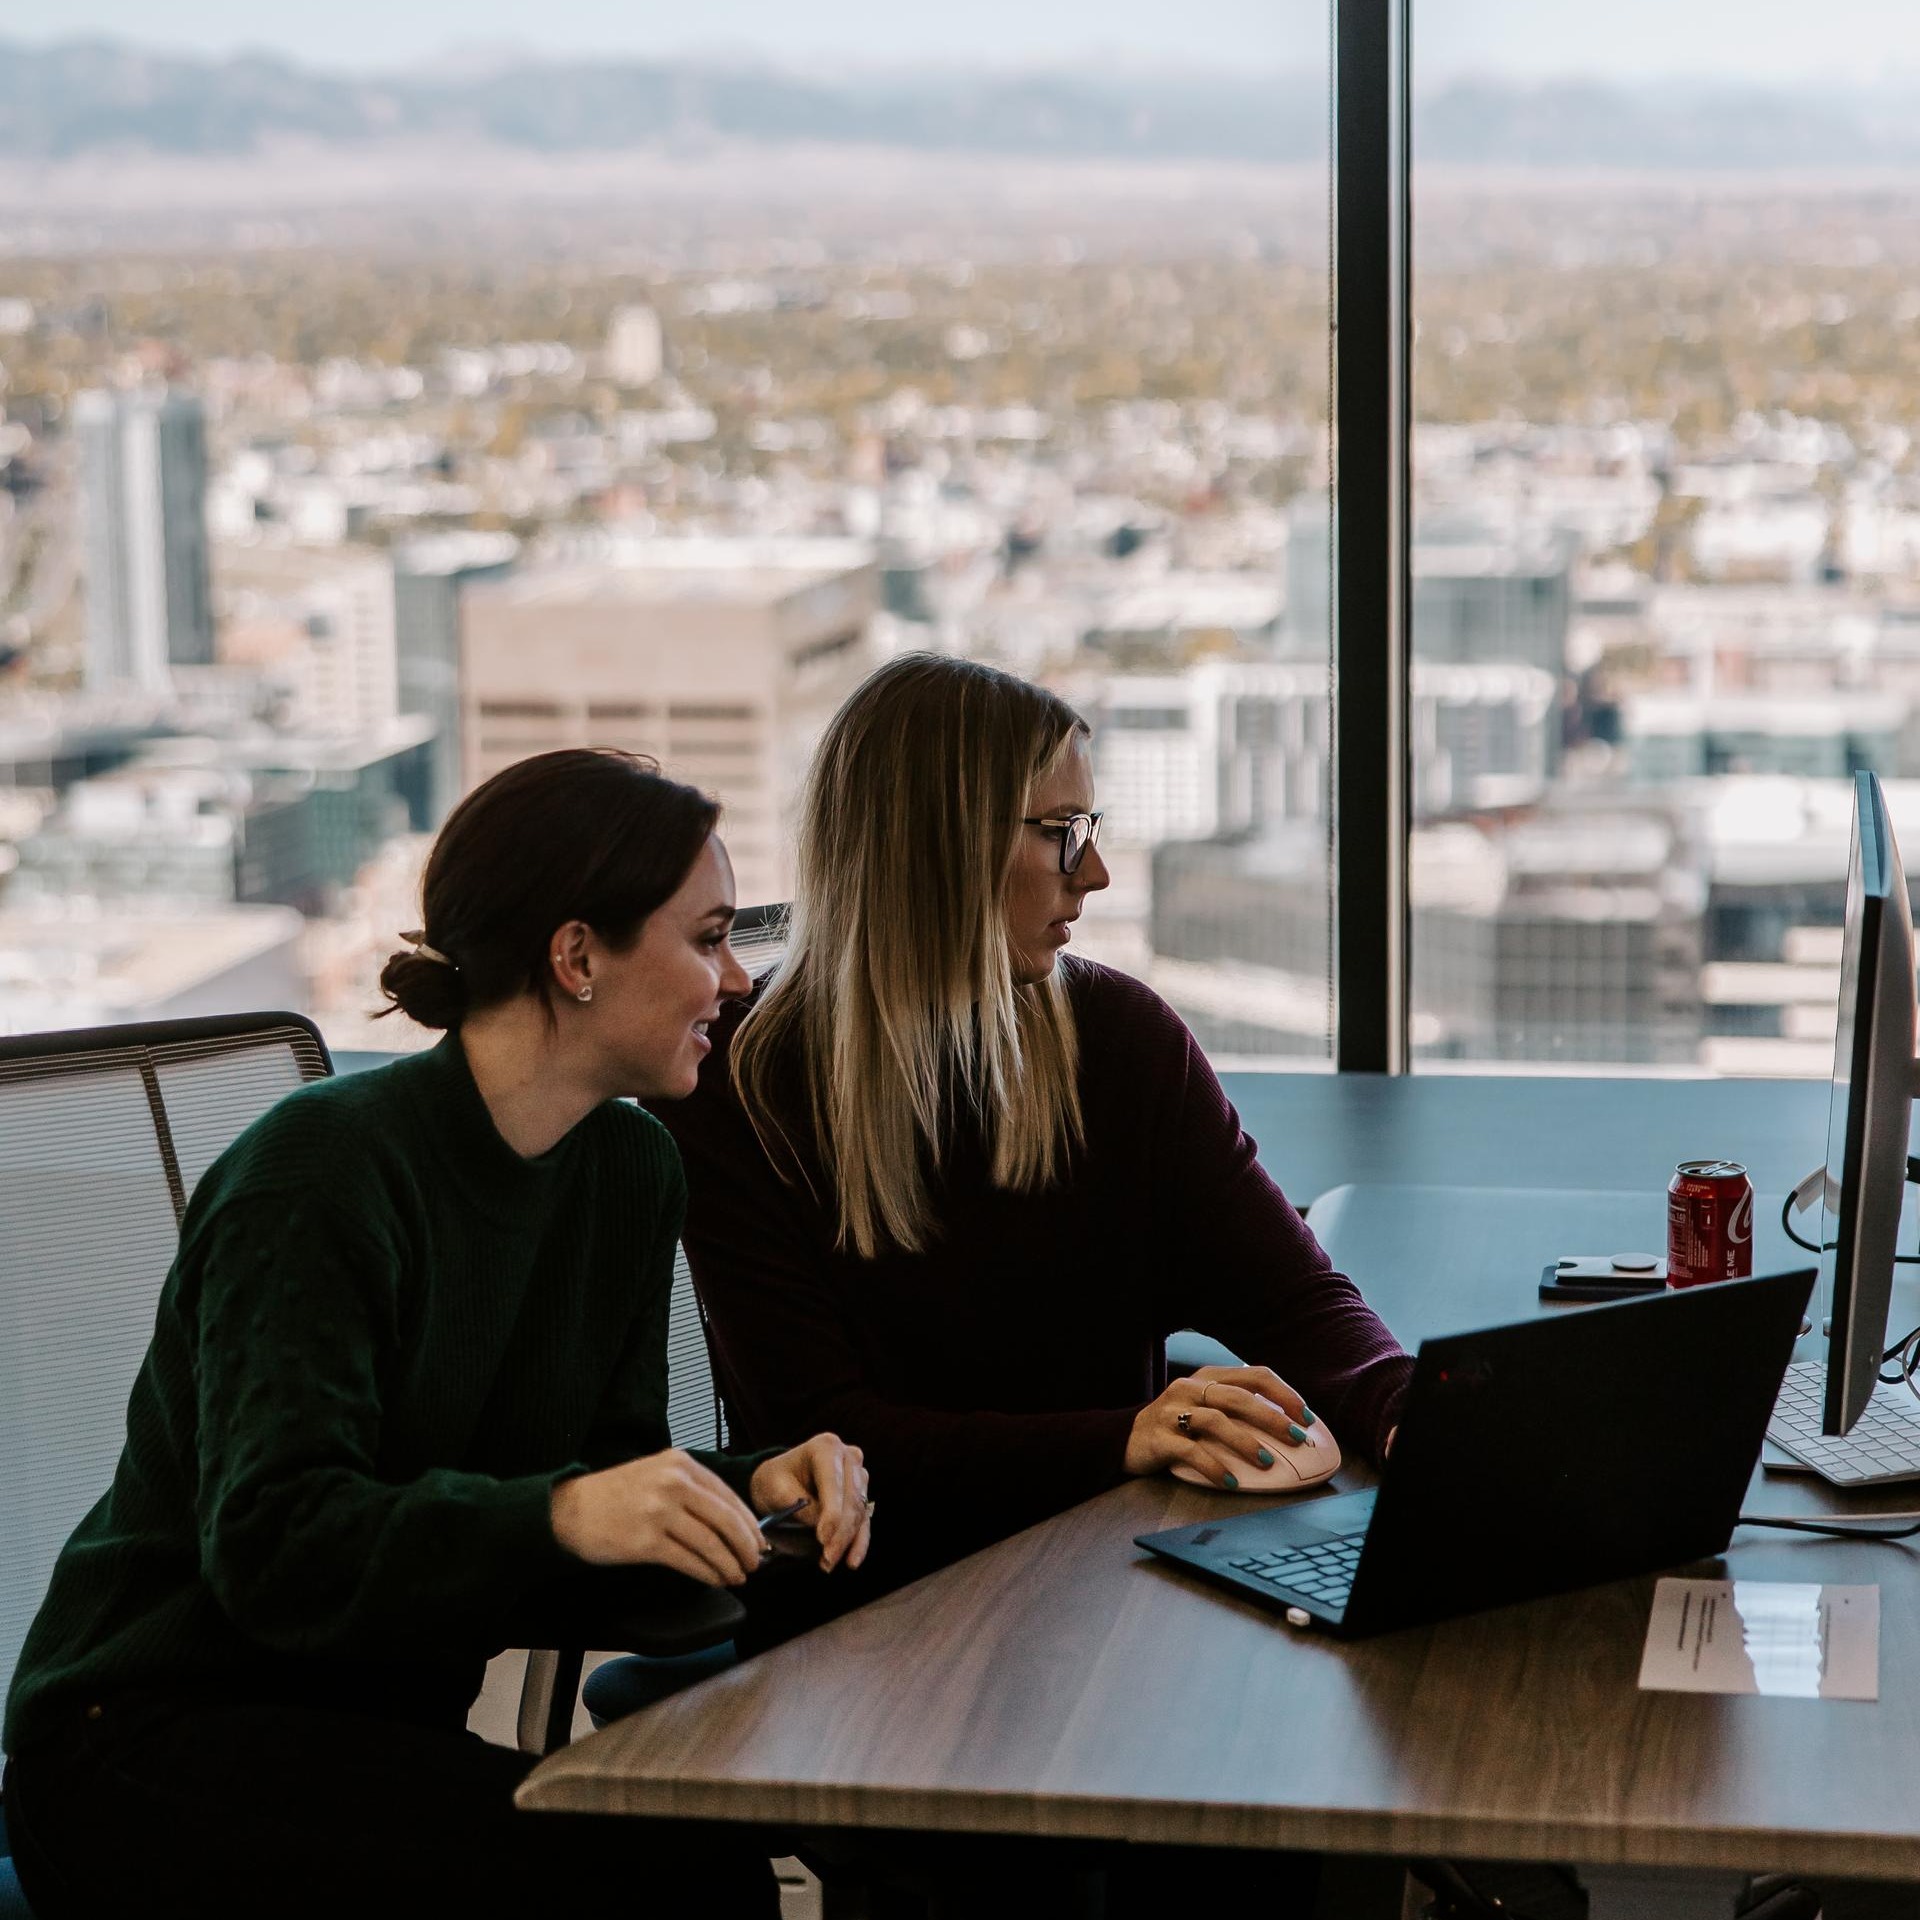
[1667,1160,1754,1288]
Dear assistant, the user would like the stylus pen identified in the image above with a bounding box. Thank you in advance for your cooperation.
[758,1497,808,1533]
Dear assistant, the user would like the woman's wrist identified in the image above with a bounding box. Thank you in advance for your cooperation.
[747,1458,776,1515]
[549,1470,592,1558]
[1122,1404,1158,1476]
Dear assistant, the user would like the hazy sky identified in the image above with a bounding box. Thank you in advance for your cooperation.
[15,0,1920,85]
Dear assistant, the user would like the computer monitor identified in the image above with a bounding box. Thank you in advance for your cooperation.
[1815,770,1920,1434]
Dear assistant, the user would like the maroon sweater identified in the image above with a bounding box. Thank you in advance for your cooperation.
[659,958,1413,1596]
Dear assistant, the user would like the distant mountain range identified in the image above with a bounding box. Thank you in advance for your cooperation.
[4,37,1920,171]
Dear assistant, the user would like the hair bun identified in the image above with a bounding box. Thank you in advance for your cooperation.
[378,949,469,1030]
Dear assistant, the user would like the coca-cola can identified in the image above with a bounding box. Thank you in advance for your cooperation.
[1667,1160,1755,1288]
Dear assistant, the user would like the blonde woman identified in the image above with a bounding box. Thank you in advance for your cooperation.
[657,655,1411,1624]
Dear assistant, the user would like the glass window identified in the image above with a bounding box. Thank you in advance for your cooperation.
[1410,1,1918,1076]
[0,4,1338,1066]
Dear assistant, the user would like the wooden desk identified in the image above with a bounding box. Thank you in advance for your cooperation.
[520,1078,1920,1898]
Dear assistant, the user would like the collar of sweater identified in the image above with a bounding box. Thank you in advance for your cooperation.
[390,1032,583,1224]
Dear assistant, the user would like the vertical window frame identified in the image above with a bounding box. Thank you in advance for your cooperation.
[1333,0,1414,1073]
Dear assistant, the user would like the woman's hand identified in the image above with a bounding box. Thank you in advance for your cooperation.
[550,1449,765,1587]
[749,1433,872,1573]
[1123,1365,1317,1488]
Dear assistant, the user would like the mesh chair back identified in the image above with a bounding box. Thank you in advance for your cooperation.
[729,902,788,981]
[0,1014,330,1726]
[663,1247,723,1451]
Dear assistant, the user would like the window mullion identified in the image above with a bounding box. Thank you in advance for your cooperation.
[1333,0,1413,1074]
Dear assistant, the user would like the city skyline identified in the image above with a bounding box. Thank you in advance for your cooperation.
[5,16,1918,1069]
[10,2,1920,85]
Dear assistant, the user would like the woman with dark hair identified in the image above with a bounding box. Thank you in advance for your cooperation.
[1,748,870,1919]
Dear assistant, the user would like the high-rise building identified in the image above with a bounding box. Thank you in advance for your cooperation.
[1414,531,1574,680]
[1149,804,1704,1066]
[1619,690,1911,783]
[215,541,400,739]
[13,720,435,919]
[393,533,518,827]
[1283,498,1574,685]
[606,304,665,388]
[1092,658,1555,851]
[1281,497,1330,658]
[76,387,215,691]
[461,538,880,906]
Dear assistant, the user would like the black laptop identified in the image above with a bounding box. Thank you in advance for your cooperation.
[1136,1266,1815,1637]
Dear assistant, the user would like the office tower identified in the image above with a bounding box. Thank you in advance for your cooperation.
[0,702,150,791]
[1094,659,1555,851]
[1150,794,1703,1066]
[1093,672,1232,848]
[76,387,215,691]
[1283,497,1573,686]
[1619,689,1908,783]
[392,533,517,827]
[1282,497,1331,658]
[606,304,665,388]
[216,541,400,739]
[13,719,433,919]
[461,538,881,907]
[1407,809,1705,1067]
[1413,530,1574,680]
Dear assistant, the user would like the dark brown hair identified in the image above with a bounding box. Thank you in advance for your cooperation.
[378,748,720,1030]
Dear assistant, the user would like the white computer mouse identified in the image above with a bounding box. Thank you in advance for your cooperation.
[1170,1417,1342,1493]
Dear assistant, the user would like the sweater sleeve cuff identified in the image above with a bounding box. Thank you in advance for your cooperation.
[1349,1356,1416,1467]
[509,1466,587,1573]
[1089,1405,1141,1485]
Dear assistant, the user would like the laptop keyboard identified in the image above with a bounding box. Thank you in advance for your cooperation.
[1769,1359,1920,1485]
[1225,1534,1365,1611]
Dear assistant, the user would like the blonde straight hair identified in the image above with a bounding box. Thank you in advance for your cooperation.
[733,654,1088,1258]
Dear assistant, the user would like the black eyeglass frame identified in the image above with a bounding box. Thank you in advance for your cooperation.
[1022,811,1105,875]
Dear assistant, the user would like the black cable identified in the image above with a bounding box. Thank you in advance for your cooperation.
[1781,1186,1824,1254]
[1778,1185,1920,1261]
[1739,1510,1920,1540]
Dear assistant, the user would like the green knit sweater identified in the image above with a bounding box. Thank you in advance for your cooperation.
[5,1034,764,1753]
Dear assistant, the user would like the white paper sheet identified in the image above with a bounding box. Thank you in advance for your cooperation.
[1638,1578,1879,1700]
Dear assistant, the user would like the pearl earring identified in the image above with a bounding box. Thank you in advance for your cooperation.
[576,985,593,1003]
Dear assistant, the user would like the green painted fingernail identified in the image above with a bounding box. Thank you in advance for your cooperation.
[1288,1423,1309,1444]
[1257,1448,1275,1468]
[1223,1472,1239,1490]
[1300,1407,1317,1427]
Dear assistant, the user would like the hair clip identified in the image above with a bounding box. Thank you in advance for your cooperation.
[402,930,457,969]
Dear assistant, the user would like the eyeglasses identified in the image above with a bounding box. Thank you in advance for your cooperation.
[1022,810,1105,875]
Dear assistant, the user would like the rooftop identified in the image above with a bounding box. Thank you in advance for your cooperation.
[0,904,304,1035]
[482,537,876,612]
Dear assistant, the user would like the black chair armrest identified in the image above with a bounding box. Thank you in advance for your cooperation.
[585,1583,747,1658]
[509,1565,747,1660]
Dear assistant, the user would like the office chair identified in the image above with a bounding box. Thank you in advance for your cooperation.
[0,1812,24,1920]
[0,1015,333,1918]
[577,903,791,1731]
[0,1011,751,1920]
[0,1014,335,1731]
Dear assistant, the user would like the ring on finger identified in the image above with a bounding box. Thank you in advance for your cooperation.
[1176,1408,1193,1436]
[1198,1382,1214,1410]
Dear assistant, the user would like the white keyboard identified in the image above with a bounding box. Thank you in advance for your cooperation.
[1769,1358,1920,1485]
